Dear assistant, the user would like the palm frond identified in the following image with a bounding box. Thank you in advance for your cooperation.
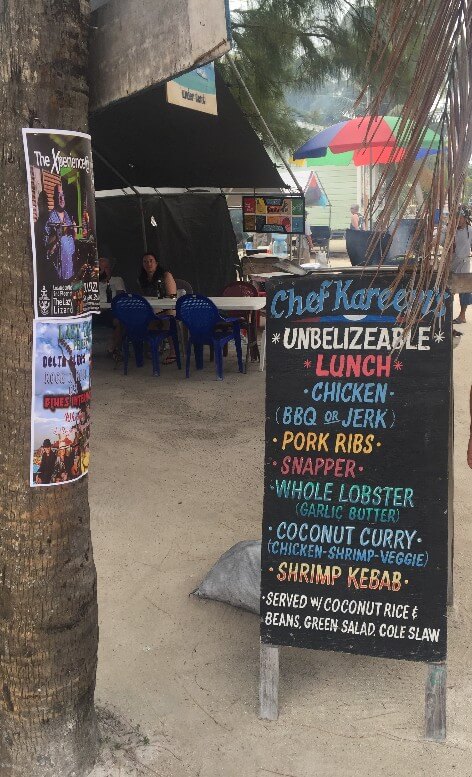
[359,0,472,325]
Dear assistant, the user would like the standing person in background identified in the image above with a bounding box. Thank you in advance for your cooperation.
[451,205,472,325]
[349,204,365,230]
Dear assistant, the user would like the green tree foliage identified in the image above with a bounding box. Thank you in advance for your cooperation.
[464,165,472,204]
[219,0,417,152]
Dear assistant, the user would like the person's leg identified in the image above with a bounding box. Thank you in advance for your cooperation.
[153,313,176,362]
[454,292,469,323]
[148,316,176,363]
[111,318,123,351]
[92,310,117,355]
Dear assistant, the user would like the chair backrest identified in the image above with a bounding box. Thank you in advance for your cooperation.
[111,293,155,338]
[175,278,194,294]
[386,218,423,261]
[345,229,391,266]
[221,280,259,298]
[176,294,221,339]
[310,226,331,245]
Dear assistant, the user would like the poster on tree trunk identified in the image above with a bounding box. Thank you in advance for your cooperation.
[22,129,100,318]
[31,317,92,487]
[260,269,451,662]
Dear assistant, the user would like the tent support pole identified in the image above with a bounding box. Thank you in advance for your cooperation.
[225,57,303,196]
[92,148,141,197]
[139,196,148,253]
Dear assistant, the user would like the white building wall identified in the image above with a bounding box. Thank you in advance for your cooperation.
[305,165,359,232]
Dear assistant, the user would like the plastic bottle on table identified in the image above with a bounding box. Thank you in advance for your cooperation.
[273,235,287,256]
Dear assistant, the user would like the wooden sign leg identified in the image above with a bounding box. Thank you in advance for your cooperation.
[259,643,279,720]
[425,662,447,741]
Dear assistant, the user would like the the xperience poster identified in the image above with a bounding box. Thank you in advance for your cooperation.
[31,317,92,487]
[23,129,100,318]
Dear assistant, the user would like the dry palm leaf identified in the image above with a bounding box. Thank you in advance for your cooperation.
[357,0,472,327]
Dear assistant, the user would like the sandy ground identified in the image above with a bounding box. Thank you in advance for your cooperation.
[89,281,472,777]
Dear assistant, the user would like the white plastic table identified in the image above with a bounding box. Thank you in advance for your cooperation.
[100,296,266,312]
[144,296,267,312]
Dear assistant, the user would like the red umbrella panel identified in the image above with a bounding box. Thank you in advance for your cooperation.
[293,116,441,162]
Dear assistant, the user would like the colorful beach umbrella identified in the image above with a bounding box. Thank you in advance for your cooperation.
[293,116,440,167]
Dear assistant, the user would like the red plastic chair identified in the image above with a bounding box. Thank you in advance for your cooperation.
[221,281,260,370]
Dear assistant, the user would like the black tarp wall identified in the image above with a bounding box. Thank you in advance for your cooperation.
[96,193,237,295]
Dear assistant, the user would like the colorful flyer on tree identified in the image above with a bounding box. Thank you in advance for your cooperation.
[31,317,92,487]
[23,129,100,318]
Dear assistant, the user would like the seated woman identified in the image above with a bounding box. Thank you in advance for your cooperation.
[138,252,178,363]
[139,252,177,298]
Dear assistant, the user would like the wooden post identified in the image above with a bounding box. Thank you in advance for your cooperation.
[425,662,447,741]
[259,643,279,720]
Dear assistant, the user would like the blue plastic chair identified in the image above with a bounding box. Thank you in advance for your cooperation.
[176,294,243,380]
[111,293,181,376]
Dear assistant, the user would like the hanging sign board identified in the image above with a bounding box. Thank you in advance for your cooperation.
[260,270,450,662]
[243,195,305,234]
[23,129,100,319]
[31,317,92,487]
[167,63,218,115]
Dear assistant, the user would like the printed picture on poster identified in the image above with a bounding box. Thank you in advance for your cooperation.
[31,317,92,487]
[23,129,100,318]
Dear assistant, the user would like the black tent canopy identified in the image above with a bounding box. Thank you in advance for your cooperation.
[90,70,285,191]
[96,193,239,296]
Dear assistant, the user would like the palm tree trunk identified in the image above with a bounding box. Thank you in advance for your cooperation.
[0,1,99,775]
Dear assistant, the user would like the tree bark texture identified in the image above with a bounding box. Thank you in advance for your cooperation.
[0,1,99,774]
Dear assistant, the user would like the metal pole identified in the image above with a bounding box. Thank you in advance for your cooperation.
[92,148,141,198]
[138,196,148,253]
[369,145,373,230]
[366,87,373,230]
[226,56,303,196]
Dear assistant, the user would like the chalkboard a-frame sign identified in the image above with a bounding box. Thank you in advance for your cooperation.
[260,269,451,664]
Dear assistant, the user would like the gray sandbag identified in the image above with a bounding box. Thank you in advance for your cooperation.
[192,540,261,614]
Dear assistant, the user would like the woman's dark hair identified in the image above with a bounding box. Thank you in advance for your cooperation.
[138,252,165,290]
[142,251,158,264]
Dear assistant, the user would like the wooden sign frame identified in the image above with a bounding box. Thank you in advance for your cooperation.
[259,268,452,741]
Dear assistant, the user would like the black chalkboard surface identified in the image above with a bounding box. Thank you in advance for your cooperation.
[260,270,451,662]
